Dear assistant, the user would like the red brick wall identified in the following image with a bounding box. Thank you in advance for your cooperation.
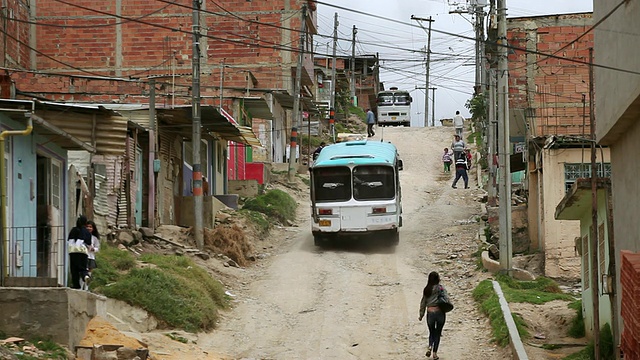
[1,0,31,68]
[507,13,593,137]
[620,250,640,359]
[10,0,315,102]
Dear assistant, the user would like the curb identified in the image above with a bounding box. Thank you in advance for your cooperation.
[492,280,529,360]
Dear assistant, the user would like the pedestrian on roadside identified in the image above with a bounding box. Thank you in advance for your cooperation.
[366,108,376,138]
[465,148,473,170]
[451,152,469,189]
[450,134,465,162]
[442,148,452,173]
[452,110,465,137]
[84,220,101,290]
[419,271,451,360]
[313,142,327,161]
[67,215,92,289]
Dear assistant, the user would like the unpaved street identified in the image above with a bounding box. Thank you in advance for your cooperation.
[201,126,512,359]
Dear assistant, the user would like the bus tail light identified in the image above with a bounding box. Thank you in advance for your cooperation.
[372,207,386,214]
[318,208,332,215]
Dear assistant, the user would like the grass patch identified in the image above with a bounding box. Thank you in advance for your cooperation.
[297,174,310,186]
[567,300,586,338]
[563,323,615,360]
[334,122,348,133]
[471,245,486,271]
[473,275,574,347]
[348,105,366,120]
[166,332,189,344]
[242,189,297,224]
[472,280,529,346]
[467,131,483,146]
[91,250,229,333]
[239,209,272,235]
[496,274,574,304]
[91,243,136,288]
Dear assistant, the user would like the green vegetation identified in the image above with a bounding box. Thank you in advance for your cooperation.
[334,122,348,133]
[473,275,575,347]
[471,245,486,271]
[567,300,586,338]
[243,189,298,225]
[0,337,69,360]
[300,134,325,148]
[563,323,615,360]
[348,105,366,120]
[91,246,230,332]
[297,174,310,186]
[239,208,272,235]
[472,280,529,346]
[166,332,189,344]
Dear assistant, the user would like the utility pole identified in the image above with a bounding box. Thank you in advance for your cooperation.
[330,13,338,141]
[191,0,203,250]
[350,25,357,105]
[287,5,307,182]
[474,2,487,93]
[429,87,437,127]
[588,47,601,360]
[219,58,225,109]
[487,69,497,206]
[148,79,156,230]
[411,16,434,127]
[497,0,511,271]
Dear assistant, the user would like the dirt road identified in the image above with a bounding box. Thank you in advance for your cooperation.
[200,126,512,359]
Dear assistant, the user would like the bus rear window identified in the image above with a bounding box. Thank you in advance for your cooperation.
[353,166,395,200]
[313,167,351,202]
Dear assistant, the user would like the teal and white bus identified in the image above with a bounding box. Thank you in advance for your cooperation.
[309,140,403,246]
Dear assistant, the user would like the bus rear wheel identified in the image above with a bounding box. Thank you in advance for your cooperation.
[314,233,329,247]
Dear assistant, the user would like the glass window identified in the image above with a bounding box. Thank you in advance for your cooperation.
[353,166,395,201]
[377,94,394,105]
[313,167,351,202]
[394,94,411,105]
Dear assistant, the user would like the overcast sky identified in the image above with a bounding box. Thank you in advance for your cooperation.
[316,0,593,127]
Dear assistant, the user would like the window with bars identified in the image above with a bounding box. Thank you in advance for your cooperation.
[564,163,612,193]
[599,223,606,276]
[582,234,590,290]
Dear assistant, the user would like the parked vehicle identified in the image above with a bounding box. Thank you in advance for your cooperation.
[376,87,412,127]
[309,140,403,246]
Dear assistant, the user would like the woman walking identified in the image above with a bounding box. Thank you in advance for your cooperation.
[418,271,451,359]
[84,220,101,290]
[67,215,92,289]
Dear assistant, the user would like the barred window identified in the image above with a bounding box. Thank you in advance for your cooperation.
[564,163,611,192]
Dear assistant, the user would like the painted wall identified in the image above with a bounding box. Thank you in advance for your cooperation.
[541,147,610,279]
[1,115,67,279]
[575,189,613,338]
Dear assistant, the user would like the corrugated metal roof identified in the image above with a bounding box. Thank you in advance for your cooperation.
[0,99,128,155]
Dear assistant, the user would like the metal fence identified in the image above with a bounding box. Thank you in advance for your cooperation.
[4,225,66,284]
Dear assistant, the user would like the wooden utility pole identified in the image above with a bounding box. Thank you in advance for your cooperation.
[191,0,203,249]
[350,25,357,104]
[148,79,156,230]
[287,5,307,182]
[588,47,601,359]
[497,0,512,271]
[411,16,434,127]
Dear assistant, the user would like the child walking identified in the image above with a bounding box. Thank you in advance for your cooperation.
[442,148,452,173]
[83,220,100,290]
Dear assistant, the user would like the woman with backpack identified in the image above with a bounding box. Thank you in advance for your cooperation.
[418,271,453,359]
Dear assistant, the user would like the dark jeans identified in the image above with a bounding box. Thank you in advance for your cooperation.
[427,309,446,352]
[452,167,468,188]
[367,123,375,137]
[69,253,89,289]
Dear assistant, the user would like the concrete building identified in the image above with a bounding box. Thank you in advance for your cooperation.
[504,13,604,279]
[594,0,640,356]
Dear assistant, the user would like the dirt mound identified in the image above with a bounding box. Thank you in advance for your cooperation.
[204,225,253,266]
[79,316,146,349]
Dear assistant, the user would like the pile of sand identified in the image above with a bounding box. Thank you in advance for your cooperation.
[79,316,146,349]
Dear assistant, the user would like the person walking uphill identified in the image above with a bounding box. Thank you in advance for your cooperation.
[453,110,465,137]
[419,271,452,360]
[366,108,376,138]
[451,152,469,189]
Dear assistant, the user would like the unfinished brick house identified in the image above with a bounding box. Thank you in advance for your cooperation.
[506,11,614,342]
[1,1,317,231]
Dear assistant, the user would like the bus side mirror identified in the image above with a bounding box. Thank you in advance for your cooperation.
[398,159,403,171]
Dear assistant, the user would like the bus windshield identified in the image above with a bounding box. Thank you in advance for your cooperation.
[353,166,395,200]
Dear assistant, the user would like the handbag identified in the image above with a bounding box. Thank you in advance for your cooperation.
[437,285,454,313]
